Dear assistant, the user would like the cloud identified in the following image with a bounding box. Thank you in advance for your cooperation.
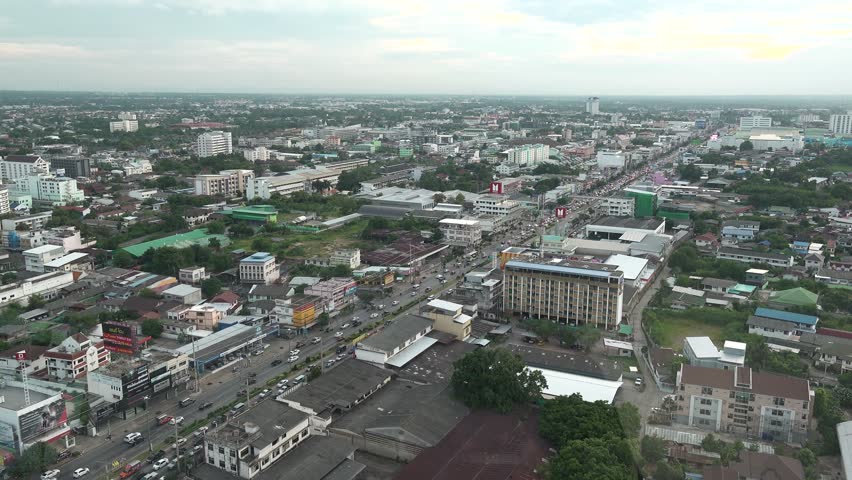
[378,37,456,54]
[0,42,91,58]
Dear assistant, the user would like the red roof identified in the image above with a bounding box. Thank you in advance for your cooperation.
[212,290,240,305]
[816,328,852,340]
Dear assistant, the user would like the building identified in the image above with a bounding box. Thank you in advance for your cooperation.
[121,229,229,257]
[585,96,600,115]
[747,307,818,341]
[0,380,69,453]
[303,277,358,311]
[675,364,812,444]
[0,185,9,215]
[220,205,278,223]
[0,155,50,182]
[204,401,311,479]
[422,299,472,340]
[86,357,152,413]
[44,333,110,379]
[242,146,270,162]
[355,314,434,367]
[179,266,209,285]
[109,119,139,133]
[716,247,794,269]
[502,259,624,329]
[702,450,805,480]
[240,252,279,285]
[304,249,361,270]
[194,169,254,196]
[502,144,550,166]
[13,174,84,206]
[683,337,745,370]
[829,111,852,135]
[740,116,772,129]
[162,284,203,304]
[596,149,626,169]
[624,187,658,217]
[247,175,306,200]
[599,196,635,217]
[43,252,93,273]
[49,157,91,178]
[23,244,65,272]
[474,194,523,219]
[0,271,74,307]
[196,131,233,158]
[438,218,481,248]
[585,216,666,241]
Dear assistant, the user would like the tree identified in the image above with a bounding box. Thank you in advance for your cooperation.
[450,348,546,413]
[206,221,226,234]
[76,398,91,426]
[524,318,557,342]
[745,335,770,371]
[617,402,641,437]
[9,442,58,478]
[201,278,223,298]
[454,193,466,205]
[540,394,626,446]
[433,193,446,204]
[1,271,17,285]
[207,237,221,250]
[576,324,601,351]
[654,460,685,480]
[740,140,754,151]
[307,365,322,381]
[676,164,702,183]
[142,319,163,338]
[113,249,136,268]
[27,293,46,309]
[546,437,631,480]
[641,435,667,464]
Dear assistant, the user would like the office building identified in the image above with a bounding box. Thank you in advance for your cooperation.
[304,277,358,311]
[117,112,136,121]
[675,364,813,444]
[502,259,624,329]
[474,194,523,219]
[195,131,233,158]
[739,115,772,129]
[624,187,658,217]
[44,333,110,379]
[422,299,473,340]
[194,169,254,196]
[13,174,84,206]
[585,97,600,115]
[23,244,65,272]
[596,149,627,169]
[0,155,49,182]
[599,197,635,217]
[305,249,361,270]
[0,380,69,453]
[829,112,852,135]
[179,266,209,285]
[240,252,279,285]
[438,218,482,247]
[109,120,139,133]
[49,157,92,178]
[242,146,270,162]
[502,144,550,166]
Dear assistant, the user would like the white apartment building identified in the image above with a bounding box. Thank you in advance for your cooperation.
[13,174,84,206]
[1,211,52,232]
[179,266,209,285]
[0,155,49,182]
[739,115,772,129]
[330,249,360,269]
[44,333,110,379]
[23,244,65,272]
[585,97,600,115]
[194,169,254,196]
[474,195,523,219]
[829,112,852,135]
[196,131,233,158]
[128,189,158,200]
[596,149,627,169]
[243,147,270,162]
[117,112,137,121]
[0,271,75,307]
[599,197,635,217]
[123,159,152,176]
[439,218,482,248]
[247,176,305,200]
[109,120,139,133]
[240,252,280,285]
[503,144,550,166]
[0,185,10,215]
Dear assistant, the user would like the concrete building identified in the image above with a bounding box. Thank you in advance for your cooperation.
[127,189,158,201]
[240,252,279,285]
[179,266,209,285]
[716,247,794,269]
[585,96,600,115]
[0,155,49,182]
[305,249,361,270]
[829,112,852,135]
[0,185,9,215]
[683,337,745,370]
[502,144,550,166]
[502,260,624,329]
[739,116,772,129]
[44,333,110,379]
[43,252,93,273]
[0,380,69,453]
[596,149,627,169]
[109,120,139,133]
[242,146,270,162]
[675,364,813,445]
[0,271,74,307]
[50,157,91,178]
[13,174,84,206]
[599,196,635,217]
[163,284,203,304]
[355,314,434,367]
[194,169,254,196]
[86,357,153,413]
[422,299,472,340]
[196,131,233,158]
[438,218,482,248]
[178,304,225,330]
[585,216,666,241]
[303,277,358,311]
[474,194,523,220]
[747,307,818,342]
[23,244,65,272]
[247,175,306,200]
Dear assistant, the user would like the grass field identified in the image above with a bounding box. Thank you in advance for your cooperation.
[648,315,726,351]
[230,219,369,259]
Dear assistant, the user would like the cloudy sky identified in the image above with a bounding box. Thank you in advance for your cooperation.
[1,0,851,95]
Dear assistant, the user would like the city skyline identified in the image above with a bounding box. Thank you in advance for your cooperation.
[1,0,852,95]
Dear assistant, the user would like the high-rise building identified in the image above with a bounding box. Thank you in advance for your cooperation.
[13,174,85,206]
[502,144,550,166]
[0,155,50,182]
[624,187,658,217]
[195,131,233,158]
[109,120,139,133]
[194,169,254,196]
[739,116,772,129]
[585,97,600,115]
[829,112,852,135]
[502,259,624,329]
[50,157,92,178]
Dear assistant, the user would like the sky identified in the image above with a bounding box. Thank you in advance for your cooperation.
[1,0,851,95]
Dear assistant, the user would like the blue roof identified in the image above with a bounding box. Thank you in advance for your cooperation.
[793,241,810,247]
[505,260,616,279]
[243,252,274,263]
[754,307,818,326]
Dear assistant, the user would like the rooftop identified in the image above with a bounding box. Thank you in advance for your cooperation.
[754,307,818,326]
[590,216,665,230]
[0,383,55,411]
[685,336,721,359]
[438,218,479,226]
[255,436,362,480]
[283,359,392,417]
[508,344,623,381]
[209,400,308,450]
[162,284,200,297]
[505,259,621,280]
[122,229,229,257]
[24,244,64,255]
[425,299,463,313]
[242,252,274,263]
[359,314,433,353]
[680,364,810,401]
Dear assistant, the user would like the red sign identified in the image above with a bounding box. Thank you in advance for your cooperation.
[555,207,568,219]
[489,181,503,194]
[14,351,26,361]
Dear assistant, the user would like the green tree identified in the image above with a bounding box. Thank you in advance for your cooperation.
[546,437,631,480]
[141,319,164,338]
[617,402,642,438]
[1,271,16,285]
[9,442,57,478]
[208,237,221,250]
[640,435,667,464]
[27,293,46,309]
[113,249,136,268]
[307,365,322,381]
[745,335,770,371]
[524,318,557,341]
[206,221,226,234]
[740,140,754,151]
[539,394,625,446]
[654,460,685,480]
[576,324,602,351]
[201,278,223,298]
[676,164,702,183]
[450,348,546,413]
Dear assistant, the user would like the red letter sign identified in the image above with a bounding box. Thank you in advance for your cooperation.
[14,351,26,361]
[555,207,567,219]
[489,182,503,194]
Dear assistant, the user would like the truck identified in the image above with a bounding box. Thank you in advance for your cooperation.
[119,461,142,479]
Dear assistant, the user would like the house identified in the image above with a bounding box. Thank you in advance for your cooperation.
[421,299,472,340]
[701,277,737,294]
[800,329,852,373]
[744,268,769,287]
[747,307,818,341]
[694,233,720,251]
[683,337,745,370]
[162,284,203,304]
[815,268,852,287]
[722,226,757,242]
[178,266,209,285]
[716,247,794,268]
[43,333,110,379]
[702,450,804,480]
[768,287,818,310]
[355,314,434,367]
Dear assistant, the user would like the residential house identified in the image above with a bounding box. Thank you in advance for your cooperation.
[747,307,818,342]
[44,333,110,379]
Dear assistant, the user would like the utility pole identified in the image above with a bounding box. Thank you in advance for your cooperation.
[192,340,200,394]
[145,396,153,453]
[174,417,181,474]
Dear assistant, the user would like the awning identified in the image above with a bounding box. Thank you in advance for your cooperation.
[528,367,623,404]
[385,336,439,368]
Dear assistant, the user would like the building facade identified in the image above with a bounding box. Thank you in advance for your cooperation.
[194,169,254,196]
[49,157,92,178]
[739,116,772,129]
[196,131,233,158]
[0,155,50,182]
[240,252,280,285]
[829,112,852,135]
[585,97,600,115]
[44,333,110,379]
[438,218,482,247]
[109,120,139,133]
[13,175,84,206]
[23,244,66,272]
[503,144,550,166]
[599,197,635,217]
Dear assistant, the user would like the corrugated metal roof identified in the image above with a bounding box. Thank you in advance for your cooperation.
[505,260,615,279]
[754,307,818,326]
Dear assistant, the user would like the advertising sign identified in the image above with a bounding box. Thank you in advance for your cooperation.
[555,207,568,219]
[489,181,503,194]
[14,351,26,361]
[103,321,136,355]
[19,399,67,442]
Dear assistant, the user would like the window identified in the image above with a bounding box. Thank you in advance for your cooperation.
[230,465,237,472]
[699,409,711,416]
[208,457,214,464]
[774,397,785,406]
[700,398,712,405]
[772,409,783,416]
[219,461,225,468]
[701,387,713,395]
[770,420,783,427]
[218,447,225,454]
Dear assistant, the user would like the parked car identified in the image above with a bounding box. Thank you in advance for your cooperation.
[311,337,321,344]
[340,323,350,329]
[334,332,344,338]
[258,389,271,399]
[289,349,300,356]
[410,292,417,297]
[295,340,306,348]
[277,379,289,388]
[169,416,184,426]
[72,467,89,478]
[370,313,379,318]
[392,300,399,306]
[172,437,187,449]
[193,426,209,437]
[271,359,283,366]
[325,360,335,368]
[41,470,60,480]
[199,402,213,411]
[152,458,169,471]
[336,354,346,361]
[288,355,299,363]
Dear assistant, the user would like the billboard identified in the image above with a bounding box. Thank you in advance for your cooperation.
[489,181,503,194]
[555,207,568,219]
[103,321,136,355]
[123,364,151,404]
[19,399,67,442]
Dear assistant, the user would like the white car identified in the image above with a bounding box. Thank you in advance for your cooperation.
[73,468,90,478]
[172,437,187,449]
[334,332,344,338]
[193,426,209,437]
[311,337,321,344]
[277,379,289,387]
[41,470,60,480]
[288,355,299,363]
[289,349,300,356]
[153,458,169,470]
[259,389,271,399]
[410,292,416,297]
[143,473,160,480]
[340,323,350,329]
[169,416,184,425]
[392,301,399,306]
[370,313,379,319]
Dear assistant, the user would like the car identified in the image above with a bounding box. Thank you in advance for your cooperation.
[370,312,379,318]
[341,322,351,329]
[392,301,399,306]
[336,353,346,361]
[352,320,362,327]
[412,284,420,289]
[236,389,247,396]
[73,467,90,478]
[170,416,184,426]
[410,292,417,297]
[148,450,166,463]
[634,377,643,387]
[277,379,289,388]
[377,304,385,309]
[352,316,360,322]
[57,450,72,461]
[334,331,343,338]
[192,444,204,455]
[325,360,335,367]
[193,426,209,437]
[172,437,187,449]
[311,337,321,344]
[425,287,431,292]
[41,470,60,480]
[271,359,283,366]
[199,401,213,410]
[427,295,435,301]
[295,340,306,348]
[247,378,257,385]
[143,473,160,480]
[153,458,169,470]
[288,355,299,363]
[258,389,271,399]
[289,349,300,356]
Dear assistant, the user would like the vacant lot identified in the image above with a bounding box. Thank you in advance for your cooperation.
[644,308,747,352]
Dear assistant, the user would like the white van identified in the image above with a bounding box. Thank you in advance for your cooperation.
[124,432,142,444]
[293,374,306,384]
[230,402,246,415]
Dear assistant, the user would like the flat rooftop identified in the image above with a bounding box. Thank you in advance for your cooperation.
[359,314,433,353]
[209,400,308,449]
[590,216,665,230]
[508,344,623,381]
[0,385,54,411]
[283,359,392,417]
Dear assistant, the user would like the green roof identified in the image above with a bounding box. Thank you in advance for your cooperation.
[769,287,818,306]
[542,235,562,242]
[730,284,757,294]
[618,324,633,335]
[122,229,231,257]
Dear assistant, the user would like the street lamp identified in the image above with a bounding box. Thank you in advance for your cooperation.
[144,396,153,453]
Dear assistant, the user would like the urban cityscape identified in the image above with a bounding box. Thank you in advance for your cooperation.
[1,2,852,480]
